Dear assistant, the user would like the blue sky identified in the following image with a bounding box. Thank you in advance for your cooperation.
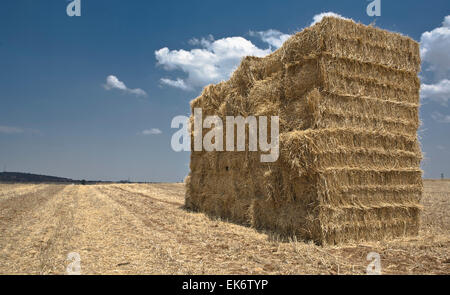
[0,0,449,181]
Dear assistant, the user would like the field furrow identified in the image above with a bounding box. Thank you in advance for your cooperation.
[0,181,448,274]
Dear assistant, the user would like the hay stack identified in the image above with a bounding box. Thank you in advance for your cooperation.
[185,17,423,245]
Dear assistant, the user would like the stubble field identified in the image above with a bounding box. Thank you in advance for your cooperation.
[0,180,448,274]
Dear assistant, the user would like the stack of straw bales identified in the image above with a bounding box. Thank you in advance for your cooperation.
[185,17,423,245]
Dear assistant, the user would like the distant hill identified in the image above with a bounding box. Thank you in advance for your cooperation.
[0,172,76,183]
[0,172,151,184]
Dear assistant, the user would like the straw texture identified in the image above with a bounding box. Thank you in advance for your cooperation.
[185,17,423,245]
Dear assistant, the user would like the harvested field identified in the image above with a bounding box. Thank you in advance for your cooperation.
[0,180,448,274]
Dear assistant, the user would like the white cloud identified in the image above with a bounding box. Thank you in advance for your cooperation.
[310,12,349,26]
[0,126,24,134]
[437,145,446,150]
[419,16,450,106]
[160,78,192,91]
[141,128,162,135]
[420,15,450,78]
[421,79,450,105]
[104,75,126,91]
[431,112,450,123]
[188,35,214,47]
[155,12,348,91]
[103,75,147,97]
[128,88,147,96]
[444,15,450,27]
[155,37,271,91]
[249,29,291,48]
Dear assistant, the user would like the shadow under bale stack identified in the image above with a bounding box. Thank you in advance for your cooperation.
[185,17,423,245]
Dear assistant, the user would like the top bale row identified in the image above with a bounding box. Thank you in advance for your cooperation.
[276,17,421,73]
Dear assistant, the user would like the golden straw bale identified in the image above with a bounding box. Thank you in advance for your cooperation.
[186,16,423,245]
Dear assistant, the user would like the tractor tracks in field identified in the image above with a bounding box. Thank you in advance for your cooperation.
[69,185,193,274]
[0,185,65,240]
[93,184,234,255]
[93,185,186,240]
[37,185,81,274]
[89,185,226,273]
[0,185,81,274]
[0,184,58,225]
[0,184,48,201]
[111,185,184,207]
[1,183,447,274]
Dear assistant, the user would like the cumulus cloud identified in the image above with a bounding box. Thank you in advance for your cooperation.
[155,12,348,91]
[103,75,147,97]
[141,128,162,135]
[419,16,450,108]
[421,79,450,105]
[155,37,271,91]
[0,126,24,134]
[431,112,450,123]
[420,15,450,78]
